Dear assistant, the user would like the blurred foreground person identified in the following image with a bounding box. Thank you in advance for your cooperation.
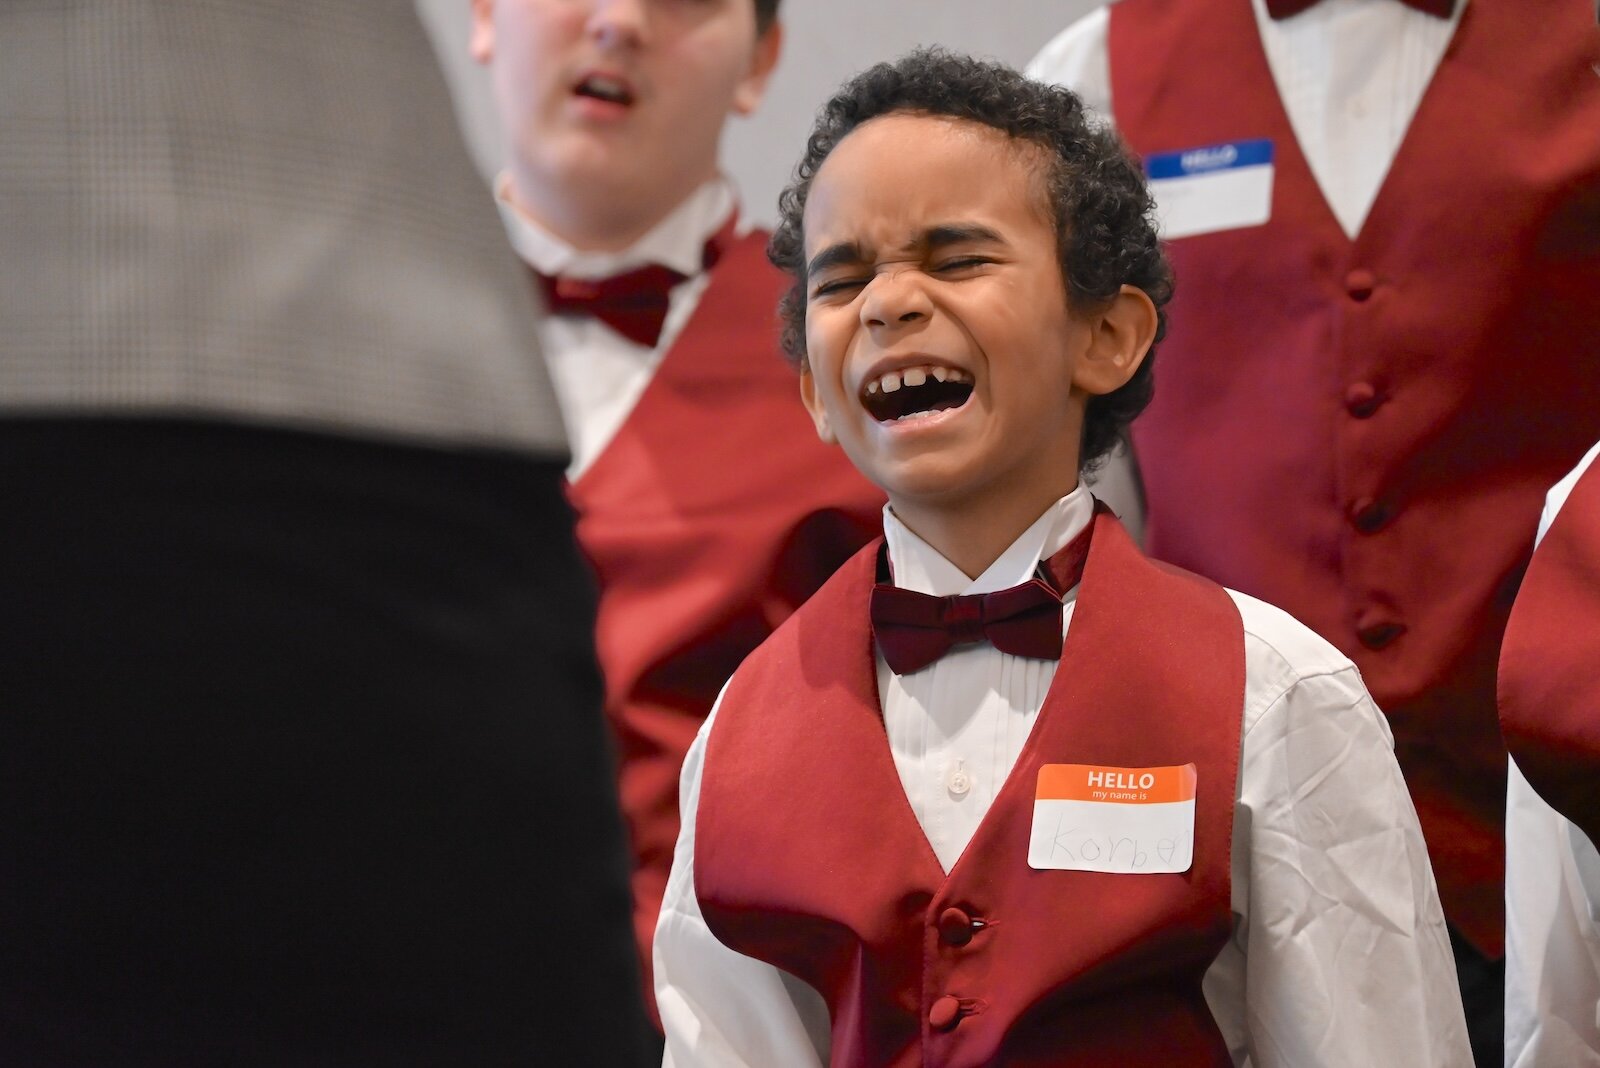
[0,1,648,1063]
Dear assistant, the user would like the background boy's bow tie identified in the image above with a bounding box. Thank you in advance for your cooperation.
[530,212,740,349]
[1265,0,1452,17]
[870,520,1094,675]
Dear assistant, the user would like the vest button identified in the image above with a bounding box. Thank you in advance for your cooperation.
[938,907,975,946]
[1344,382,1381,418]
[1349,497,1393,534]
[1345,269,1377,301]
[929,995,963,1031]
[1357,617,1407,651]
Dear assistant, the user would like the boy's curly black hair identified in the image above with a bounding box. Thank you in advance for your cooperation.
[767,48,1172,469]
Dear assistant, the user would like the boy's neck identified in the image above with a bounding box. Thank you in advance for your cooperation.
[503,166,717,255]
[889,479,1083,581]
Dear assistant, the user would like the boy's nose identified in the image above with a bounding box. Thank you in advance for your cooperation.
[586,0,649,49]
[861,270,933,330]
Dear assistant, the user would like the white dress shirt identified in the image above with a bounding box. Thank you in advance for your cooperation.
[496,177,737,479]
[1505,440,1600,1068]
[655,487,1470,1067]
[1025,0,1465,239]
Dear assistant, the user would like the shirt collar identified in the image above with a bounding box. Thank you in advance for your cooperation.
[882,485,1096,598]
[494,175,736,280]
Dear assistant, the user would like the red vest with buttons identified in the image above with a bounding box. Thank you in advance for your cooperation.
[696,511,1242,1067]
[1500,459,1600,845]
[1107,0,1600,955]
[566,229,885,1013]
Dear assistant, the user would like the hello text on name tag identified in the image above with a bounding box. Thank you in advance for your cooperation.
[1027,763,1197,874]
[1145,139,1274,240]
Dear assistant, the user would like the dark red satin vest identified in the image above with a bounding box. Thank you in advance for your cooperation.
[1500,460,1600,845]
[696,512,1242,1067]
[566,230,884,1009]
[1108,0,1600,954]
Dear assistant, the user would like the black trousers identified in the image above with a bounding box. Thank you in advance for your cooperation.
[0,417,650,1065]
[1451,923,1505,1068]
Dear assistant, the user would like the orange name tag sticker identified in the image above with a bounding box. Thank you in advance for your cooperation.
[1027,763,1197,874]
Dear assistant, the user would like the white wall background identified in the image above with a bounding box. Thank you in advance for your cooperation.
[416,1,1103,227]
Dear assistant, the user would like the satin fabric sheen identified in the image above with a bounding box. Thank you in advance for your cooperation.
[1106,0,1600,955]
[696,512,1242,1067]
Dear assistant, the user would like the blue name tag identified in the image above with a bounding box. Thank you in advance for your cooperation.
[1145,138,1274,181]
[1142,138,1275,240]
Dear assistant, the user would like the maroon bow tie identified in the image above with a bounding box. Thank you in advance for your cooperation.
[871,519,1094,676]
[531,212,739,349]
[1266,0,1452,17]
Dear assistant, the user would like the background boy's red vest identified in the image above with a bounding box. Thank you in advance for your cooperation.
[1108,0,1600,955]
[697,514,1241,1067]
[566,231,884,1010]
[1500,462,1600,846]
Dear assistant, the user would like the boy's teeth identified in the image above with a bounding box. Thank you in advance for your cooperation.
[865,364,972,400]
[581,76,629,102]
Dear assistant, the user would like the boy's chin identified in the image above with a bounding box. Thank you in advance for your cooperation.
[871,466,988,516]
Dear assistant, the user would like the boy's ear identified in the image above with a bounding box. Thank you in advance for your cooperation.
[798,365,838,445]
[469,0,496,65]
[1071,285,1158,397]
[731,22,783,117]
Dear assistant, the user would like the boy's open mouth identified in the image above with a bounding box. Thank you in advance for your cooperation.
[861,365,975,423]
[573,73,636,107]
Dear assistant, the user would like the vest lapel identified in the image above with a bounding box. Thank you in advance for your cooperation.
[946,513,1240,894]
[569,229,781,503]
[1111,0,1352,247]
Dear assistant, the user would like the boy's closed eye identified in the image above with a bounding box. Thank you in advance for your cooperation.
[811,277,868,300]
[932,255,992,273]
[812,256,992,300]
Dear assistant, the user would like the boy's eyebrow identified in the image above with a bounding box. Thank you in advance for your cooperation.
[806,241,864,278]
[923,223,1005,250]
[805,223,1006,277]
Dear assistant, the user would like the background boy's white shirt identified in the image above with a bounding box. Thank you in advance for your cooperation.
[496,177,736,479]
[1505,440,1600,1068]
[655,488,1469,1067]
[1024,0,1465,240]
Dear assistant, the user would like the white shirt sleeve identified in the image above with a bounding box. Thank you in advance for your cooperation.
[654,695,832,1067]
[1024,6,1115,126]
[1224,595,1471,1068]
[1505,762,1600,1067]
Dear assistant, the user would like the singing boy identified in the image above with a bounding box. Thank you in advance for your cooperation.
[654,50,1469,1066]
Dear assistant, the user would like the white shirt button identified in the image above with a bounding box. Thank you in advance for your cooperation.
[947,761,972,798]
